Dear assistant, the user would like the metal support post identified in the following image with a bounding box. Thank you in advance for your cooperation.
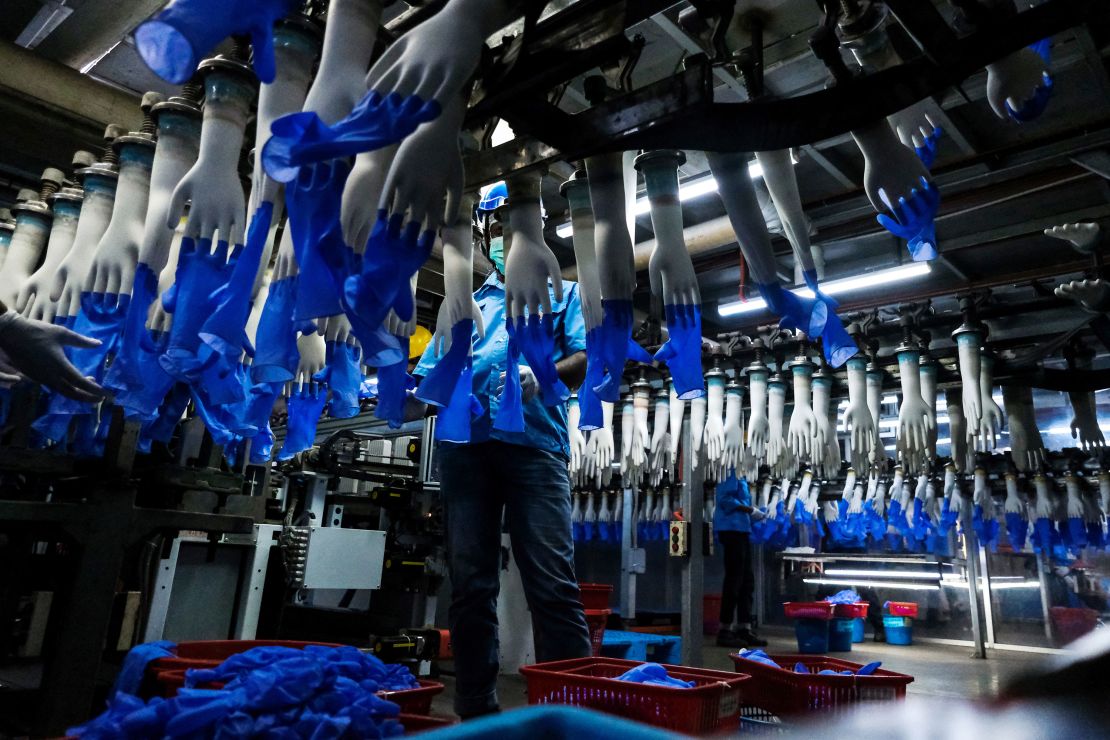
[979,545,996,646]
[679,417,704,666]
[963,520,987,659]
[620,486,640,621]
[1036,551,1055,642]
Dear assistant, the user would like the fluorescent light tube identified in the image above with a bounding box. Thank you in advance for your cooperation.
[824,569,941,579]
[718,263,932,318]
[803,578,939,591]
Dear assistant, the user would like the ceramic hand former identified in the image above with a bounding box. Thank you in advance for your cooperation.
[986,40,1053,123]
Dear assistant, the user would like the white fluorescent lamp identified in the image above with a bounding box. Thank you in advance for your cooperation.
[803,578,939,591]
[555,162,764,239]
[824,569,942,579]
[718,263,932,318]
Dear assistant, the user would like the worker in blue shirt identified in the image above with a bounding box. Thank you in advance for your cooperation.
[714,473,768,649]
[413,182,591,718]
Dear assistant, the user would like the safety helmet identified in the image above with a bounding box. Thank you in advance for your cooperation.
[409,325,432,359]
[477,181,508,213]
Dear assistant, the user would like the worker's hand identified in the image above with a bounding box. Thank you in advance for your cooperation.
[0,311,107,402]
[497,367,538,403]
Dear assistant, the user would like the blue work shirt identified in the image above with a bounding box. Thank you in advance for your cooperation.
[415,272,587,458]
[715,474,751,533]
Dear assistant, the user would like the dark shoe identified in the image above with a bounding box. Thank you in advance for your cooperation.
[717,629,748,648]
[735,628,767,647]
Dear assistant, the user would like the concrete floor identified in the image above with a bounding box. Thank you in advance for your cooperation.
[428,628,1051,718]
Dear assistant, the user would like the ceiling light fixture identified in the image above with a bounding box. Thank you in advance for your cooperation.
[718,263,932,318]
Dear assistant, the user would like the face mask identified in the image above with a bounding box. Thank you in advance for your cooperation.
[488,236,505,272]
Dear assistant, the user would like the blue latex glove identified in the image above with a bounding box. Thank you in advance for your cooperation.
[241,382,281,464]
[190,379,251,449]
[794,662,809,674]
[345,214,433,329]
[285,161,351,323]
[493,334,525,434]
[161,237,236,381]
[654,303,705,400]
[111,641,176,699]
[596,299,653,402]
[278,383,328,460]
[262,92,441,184]
[510,314,569,407]
[138,382,192,453]
[134,0,299,83]
[972,505,1000,551]
[940,496,958,533]
[116,329,176,422]
[252,276,300,384]
[414,320,473,408]
[1066,516,1087,552]
[578,328,605,431]
[319,341,363,419]
[824,589,861,604]
[915,126,943,169]
[818,310,859,368]
[1007,41,1054,123]
[1005,511,1029,552]
[105,263,160,394]
[435,360,481,443]
[857,661,882,676]
[737,649,780,668]
[48,291,131,418]
[875,177,940,262]
[615,663,694,688]
[198,201,274,378]
[374,339,413,430]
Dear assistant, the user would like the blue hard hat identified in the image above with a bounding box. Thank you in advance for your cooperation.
[477,181,508,213]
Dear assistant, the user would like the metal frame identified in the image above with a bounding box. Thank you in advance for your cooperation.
[679,416,704,666]
[463,0,1095,187]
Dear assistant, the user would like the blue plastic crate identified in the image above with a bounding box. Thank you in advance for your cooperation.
[793,618,830,654]
[828,618,854,652]
[419,705,676,739]
[883,616,913,645]
[851,617,865,643]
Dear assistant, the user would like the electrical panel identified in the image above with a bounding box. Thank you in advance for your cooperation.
[668,520,688,557]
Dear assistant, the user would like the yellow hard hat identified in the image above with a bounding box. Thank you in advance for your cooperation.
[409,325,432,359]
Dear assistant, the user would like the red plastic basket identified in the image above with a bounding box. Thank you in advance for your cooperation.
[585,609,611,656]
[398,714,455,734]
[580,583,614,610]
[831,602,869,619]
[1050,606,1100,646]
[729,653,913,718]
[885,602,919,618]
[520,656,749,735]
[783,602,835,620]
[379,680,446,715]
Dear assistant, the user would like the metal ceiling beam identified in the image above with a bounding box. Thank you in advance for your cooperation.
[463,0,1091,186]
[800,144,857,188]
[650,12,748,99]
[0,38,140,137]
[32,0,165,72]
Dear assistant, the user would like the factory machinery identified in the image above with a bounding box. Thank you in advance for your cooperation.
[0,0,1107,735]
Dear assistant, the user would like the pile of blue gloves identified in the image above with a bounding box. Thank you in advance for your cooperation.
[614,663,694,689]
[70,644,421,738]
[823,590,861,605]
[736,649,881,676]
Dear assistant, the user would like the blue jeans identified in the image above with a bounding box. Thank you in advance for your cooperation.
[437,440,591,716]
